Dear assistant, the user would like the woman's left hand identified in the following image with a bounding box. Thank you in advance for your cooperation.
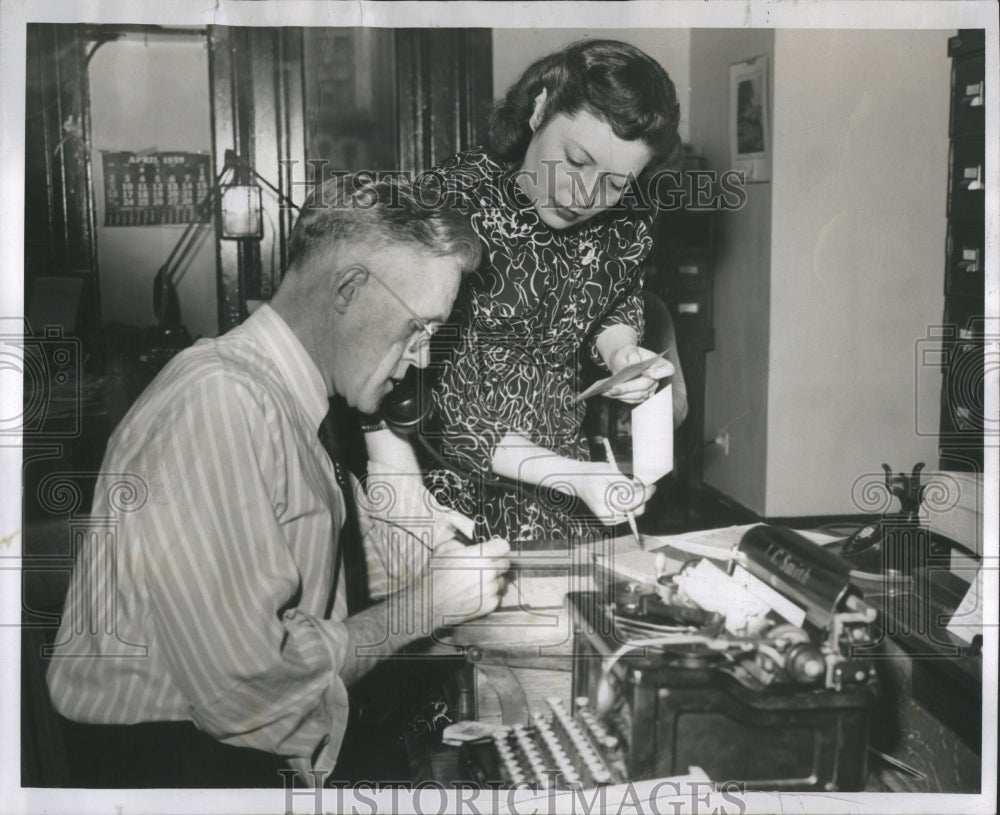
[606,343,674,405]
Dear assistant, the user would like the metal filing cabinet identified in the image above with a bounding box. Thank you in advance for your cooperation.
[643,158,715,527]
[940,30,986,473]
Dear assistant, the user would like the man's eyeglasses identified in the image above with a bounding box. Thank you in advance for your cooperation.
[344,264,439,353]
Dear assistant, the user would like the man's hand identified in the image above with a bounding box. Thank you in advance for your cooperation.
[430,506,477,552]
[343,536,509,684]
[605,344,674,405]
[398,537,511,634]
[362,465,478,597]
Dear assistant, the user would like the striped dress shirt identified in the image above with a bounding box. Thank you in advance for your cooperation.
[47,305,356,773]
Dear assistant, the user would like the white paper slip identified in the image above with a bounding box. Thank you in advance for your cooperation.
[441,721,505,746]
[573,349,669,403]
[631,383,674,484]
[673,558,772,635]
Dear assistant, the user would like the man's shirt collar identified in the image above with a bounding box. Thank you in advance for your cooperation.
[244,304,330,432]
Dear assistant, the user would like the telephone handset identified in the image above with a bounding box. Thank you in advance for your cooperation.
[840,462,981,575]
[379,366,430,435]
[377,367,513,489]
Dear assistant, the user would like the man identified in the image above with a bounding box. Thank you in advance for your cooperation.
[46,174,510,786]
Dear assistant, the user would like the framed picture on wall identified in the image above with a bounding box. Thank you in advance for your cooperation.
[729,55,771,182]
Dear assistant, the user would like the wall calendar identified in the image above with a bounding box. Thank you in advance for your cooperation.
[102,151,212,227]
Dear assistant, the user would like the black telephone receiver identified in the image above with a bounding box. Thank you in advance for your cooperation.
[379,366,433,435]
[377,366,513,489]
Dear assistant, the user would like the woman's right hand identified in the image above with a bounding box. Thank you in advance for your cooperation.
[566,462,655,525]
[605,343,674,405]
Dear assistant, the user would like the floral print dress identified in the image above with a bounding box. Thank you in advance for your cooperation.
[425,149,653,547]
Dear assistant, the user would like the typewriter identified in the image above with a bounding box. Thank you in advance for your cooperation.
[461,525,879,792]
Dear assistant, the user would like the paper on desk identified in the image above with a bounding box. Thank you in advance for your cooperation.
[946,568,983,645]
[643,523,843,562]
[631,383,673,485]
[501,575,594,609]
[450,575,585,650]
[593,547,687,586]
[643,524,757,561]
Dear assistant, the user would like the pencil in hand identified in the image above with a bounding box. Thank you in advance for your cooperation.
[601,436,641,544]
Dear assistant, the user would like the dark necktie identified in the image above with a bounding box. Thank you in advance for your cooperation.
[318,399,369,617]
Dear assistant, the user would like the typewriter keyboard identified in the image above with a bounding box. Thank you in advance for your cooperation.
[460,697,627,789]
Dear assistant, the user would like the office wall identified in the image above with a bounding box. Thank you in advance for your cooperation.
[690,28,948,517]
[492,29,691,143]
[689,29,776,515]
[688,29,949,516]
[89,35,217,340]
[765,29,948,516]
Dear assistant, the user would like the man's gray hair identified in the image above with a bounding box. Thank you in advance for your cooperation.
[287,173,481,274]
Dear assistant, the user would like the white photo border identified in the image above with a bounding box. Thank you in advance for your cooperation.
[2,3,997,815]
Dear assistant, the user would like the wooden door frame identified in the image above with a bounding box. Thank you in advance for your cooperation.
[24,24,102,342]
[208,26,306,334]
[395,29,493,174]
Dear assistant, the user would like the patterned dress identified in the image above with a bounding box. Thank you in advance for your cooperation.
[425,149,654,547]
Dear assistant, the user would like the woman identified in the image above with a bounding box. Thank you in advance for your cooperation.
[377,40,685,547]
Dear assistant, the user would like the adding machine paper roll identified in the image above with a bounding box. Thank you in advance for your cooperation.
[631,383,673,485]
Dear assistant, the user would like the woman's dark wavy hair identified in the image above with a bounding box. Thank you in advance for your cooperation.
[487,39,683,202]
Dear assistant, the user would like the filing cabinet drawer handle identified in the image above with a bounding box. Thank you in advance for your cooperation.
[961,81,984,108]
[960,165,983,191]
[957,246,981,274]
